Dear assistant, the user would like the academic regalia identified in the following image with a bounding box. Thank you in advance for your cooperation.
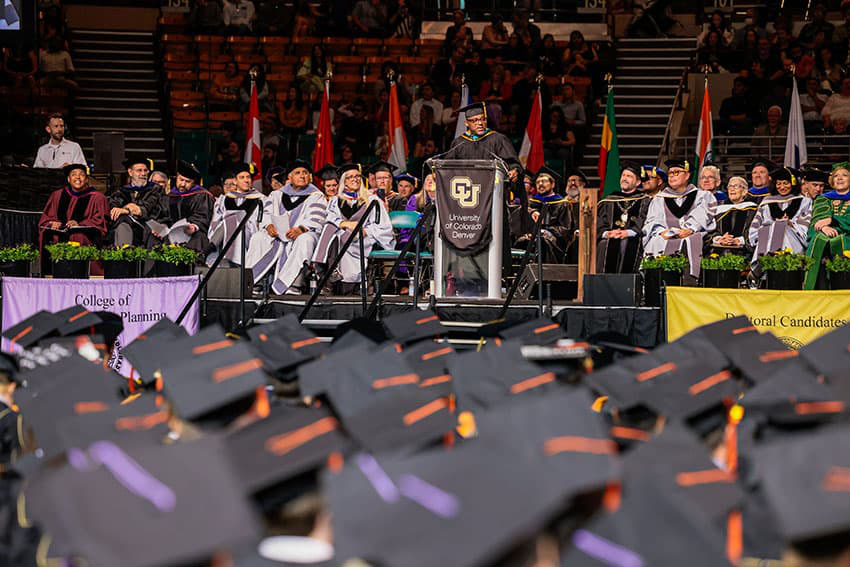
[643,184,716,278]
[805,190,850,289]
[246,183,327,295]
[149,185,214,256]
[444,128,518,162]
[596,190,650,273]
[39,185,109,276]
[748,195,811,267]
[387,193,409,212]
[515,193,573,263]
[564,195,580,263]
[207,189,263,266]
[745,186,771,205]
[311,192,395,284]
[704,201,758,256]
[105,181,162,246]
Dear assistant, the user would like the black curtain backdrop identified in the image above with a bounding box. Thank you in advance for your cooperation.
[0,208,40,247]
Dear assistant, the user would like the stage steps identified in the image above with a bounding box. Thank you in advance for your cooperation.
[580,37,696,187]
[70,29,167,165]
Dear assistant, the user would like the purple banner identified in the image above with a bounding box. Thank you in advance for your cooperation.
[1,276,200,376]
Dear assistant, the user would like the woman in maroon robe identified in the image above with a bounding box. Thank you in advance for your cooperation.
[39,163,109,275]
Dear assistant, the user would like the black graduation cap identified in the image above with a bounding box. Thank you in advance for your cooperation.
[123,324,229,384]
[368,160,397,175]
[382,309,446,345]
[2,310,63,349]
[770,166,798,185]
[325,442,568,567]
[26,437,262,567]
[247,315,327,375]
[447,340,563,413]
[122,154,154,170]
[750,157,775,171]
[225,404,353,494]
[620,160,642,177]
[332,317,389,345]
[801,167,829,183]
[0,352,18,384]
[566,168,588,185]
[286,159,312,176]
[337,163,363,177]
[723,331,810,385]
[534,165,562,190]
[641,164,667,182]
[234,162,258,176]
[754,424,850,544]
[315,164,339,182]
[458,101,487,118]
[62,163,89,177]
[176,159,201,181]
[395,172,420,190]
[497,317,567,346]
[53,305,103,337]
[664,158,692,173]
[159,340,268,421]
[799,324,850,403]
[401,341,456,397]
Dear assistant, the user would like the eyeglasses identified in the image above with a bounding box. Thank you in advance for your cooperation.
[669,169,687,176]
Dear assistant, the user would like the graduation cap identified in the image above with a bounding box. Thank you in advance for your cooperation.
[770,166,799,186]
[225,404,353,495]
[0,352,18,384]
[286,159,312,176]
[641,164,668,182]
[337,163,363,177]
[401,341,456,397]
[62,163,89,177]
[723,331,810,385]
[534,166,562,190]
[53,307,124,348]
[497,317,567,346]
[382,309,446,345]
[233,162,258,176]
[247,314,327,374]
[750,158,775,171]
[2,310,62,349]
[368,160,397,175]
[620,160,642,177]
[566,169,589,185]
[123,154,154,170]
[664,158,691,173]
[176,159,201,181]
[326,442,568,567]
[458,101,487,118]
[799,323,850,401]
[800,166,829,183]
[123,324,228,384]
[315,164,339,182]
[26,437,262,567]
[395,172,420,190]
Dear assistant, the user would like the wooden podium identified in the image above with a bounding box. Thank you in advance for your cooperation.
[577,187,598,302]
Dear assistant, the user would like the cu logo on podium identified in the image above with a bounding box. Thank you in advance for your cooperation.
[449,176,481,208]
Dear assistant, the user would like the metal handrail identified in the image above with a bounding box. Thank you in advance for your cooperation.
[658,63,695,166]
[298,199,381,322]
[175,198,260,326]
[671,133,850,166]
[365,205,436,320]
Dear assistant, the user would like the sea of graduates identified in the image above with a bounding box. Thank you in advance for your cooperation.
[0,306,849,566]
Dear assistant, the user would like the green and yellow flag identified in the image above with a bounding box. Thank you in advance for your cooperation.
[598,85,620,197]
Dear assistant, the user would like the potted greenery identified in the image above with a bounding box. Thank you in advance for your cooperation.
[825,251,850,290]
[100,245,150,279]
[45,242,98,279]
[0,244,38,277]
[641,254,687,306]
[700,253,746,288]
[758,249,813,290]
[150,244,198,276]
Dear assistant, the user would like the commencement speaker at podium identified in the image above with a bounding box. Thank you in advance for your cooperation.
[444,103,521,183]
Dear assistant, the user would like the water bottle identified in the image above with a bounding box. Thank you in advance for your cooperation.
[309,264,318,295]
[408,274,415,297]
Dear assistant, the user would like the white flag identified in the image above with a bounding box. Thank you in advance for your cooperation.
[784,78,807,168]
[454,82,470,140]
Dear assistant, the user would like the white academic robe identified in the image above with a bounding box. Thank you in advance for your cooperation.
[206,190,263,266]
[643,185,717,277]
[312,194,395,283]
[245,183,327,294]
[748,195,812,265]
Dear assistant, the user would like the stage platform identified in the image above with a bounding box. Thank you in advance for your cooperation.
[202,294,663,349]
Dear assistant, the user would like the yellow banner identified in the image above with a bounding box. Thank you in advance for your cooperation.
[665,287,850,348]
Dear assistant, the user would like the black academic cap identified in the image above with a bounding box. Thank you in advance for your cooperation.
[458,101,487,118]
[497,317,567,346]
[402,341,456,397]
[447,340,563,413]
[55,394,170,454]
[754,424,850,544]
[326,442,568,567]
[770,166,798,185]
[286,159,312,176]
[176,159,201,181]
[664,158,692,173]
[382,309,446,345]
[159,340,267,421]
[122,154,154,170]
[123,324,229,384]
[0,352,18,384]
[225,404,353,494]
[368,160,397,175]
[750,157,775,171]
[1,310,63,349]
[337,163,363,177]
[315,164,339,181]
[620,160,642,177]
[395,172,420,189]
[247,314,327,374]
[234,162,258,176]
[801,167,829,183]
[62,162,89,177]
[333,317,389,345]
[641,164,668,182]
[26,437,262,567]
[54,305,104,337]
[535,165,562,189]
[799,323,850,402]
[723,331,810,385]
[566,168,589,185]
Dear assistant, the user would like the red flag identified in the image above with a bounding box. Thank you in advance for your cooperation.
[387,80,408,172]
[313,80,334,172]
[518,89,544,174]
[244,78,262,179]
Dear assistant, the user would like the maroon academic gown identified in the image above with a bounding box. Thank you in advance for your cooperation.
[39,186,109,275]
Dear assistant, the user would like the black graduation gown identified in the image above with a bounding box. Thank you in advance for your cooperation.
[704,202,758,256]
[745,187,770,206]
[596,191,650,273]
[147,187,214,256]
[564,197,580,263]
[515,194,573,264]
[444,129,519,162]
[387,193,409,212]
[106,182,162,245]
